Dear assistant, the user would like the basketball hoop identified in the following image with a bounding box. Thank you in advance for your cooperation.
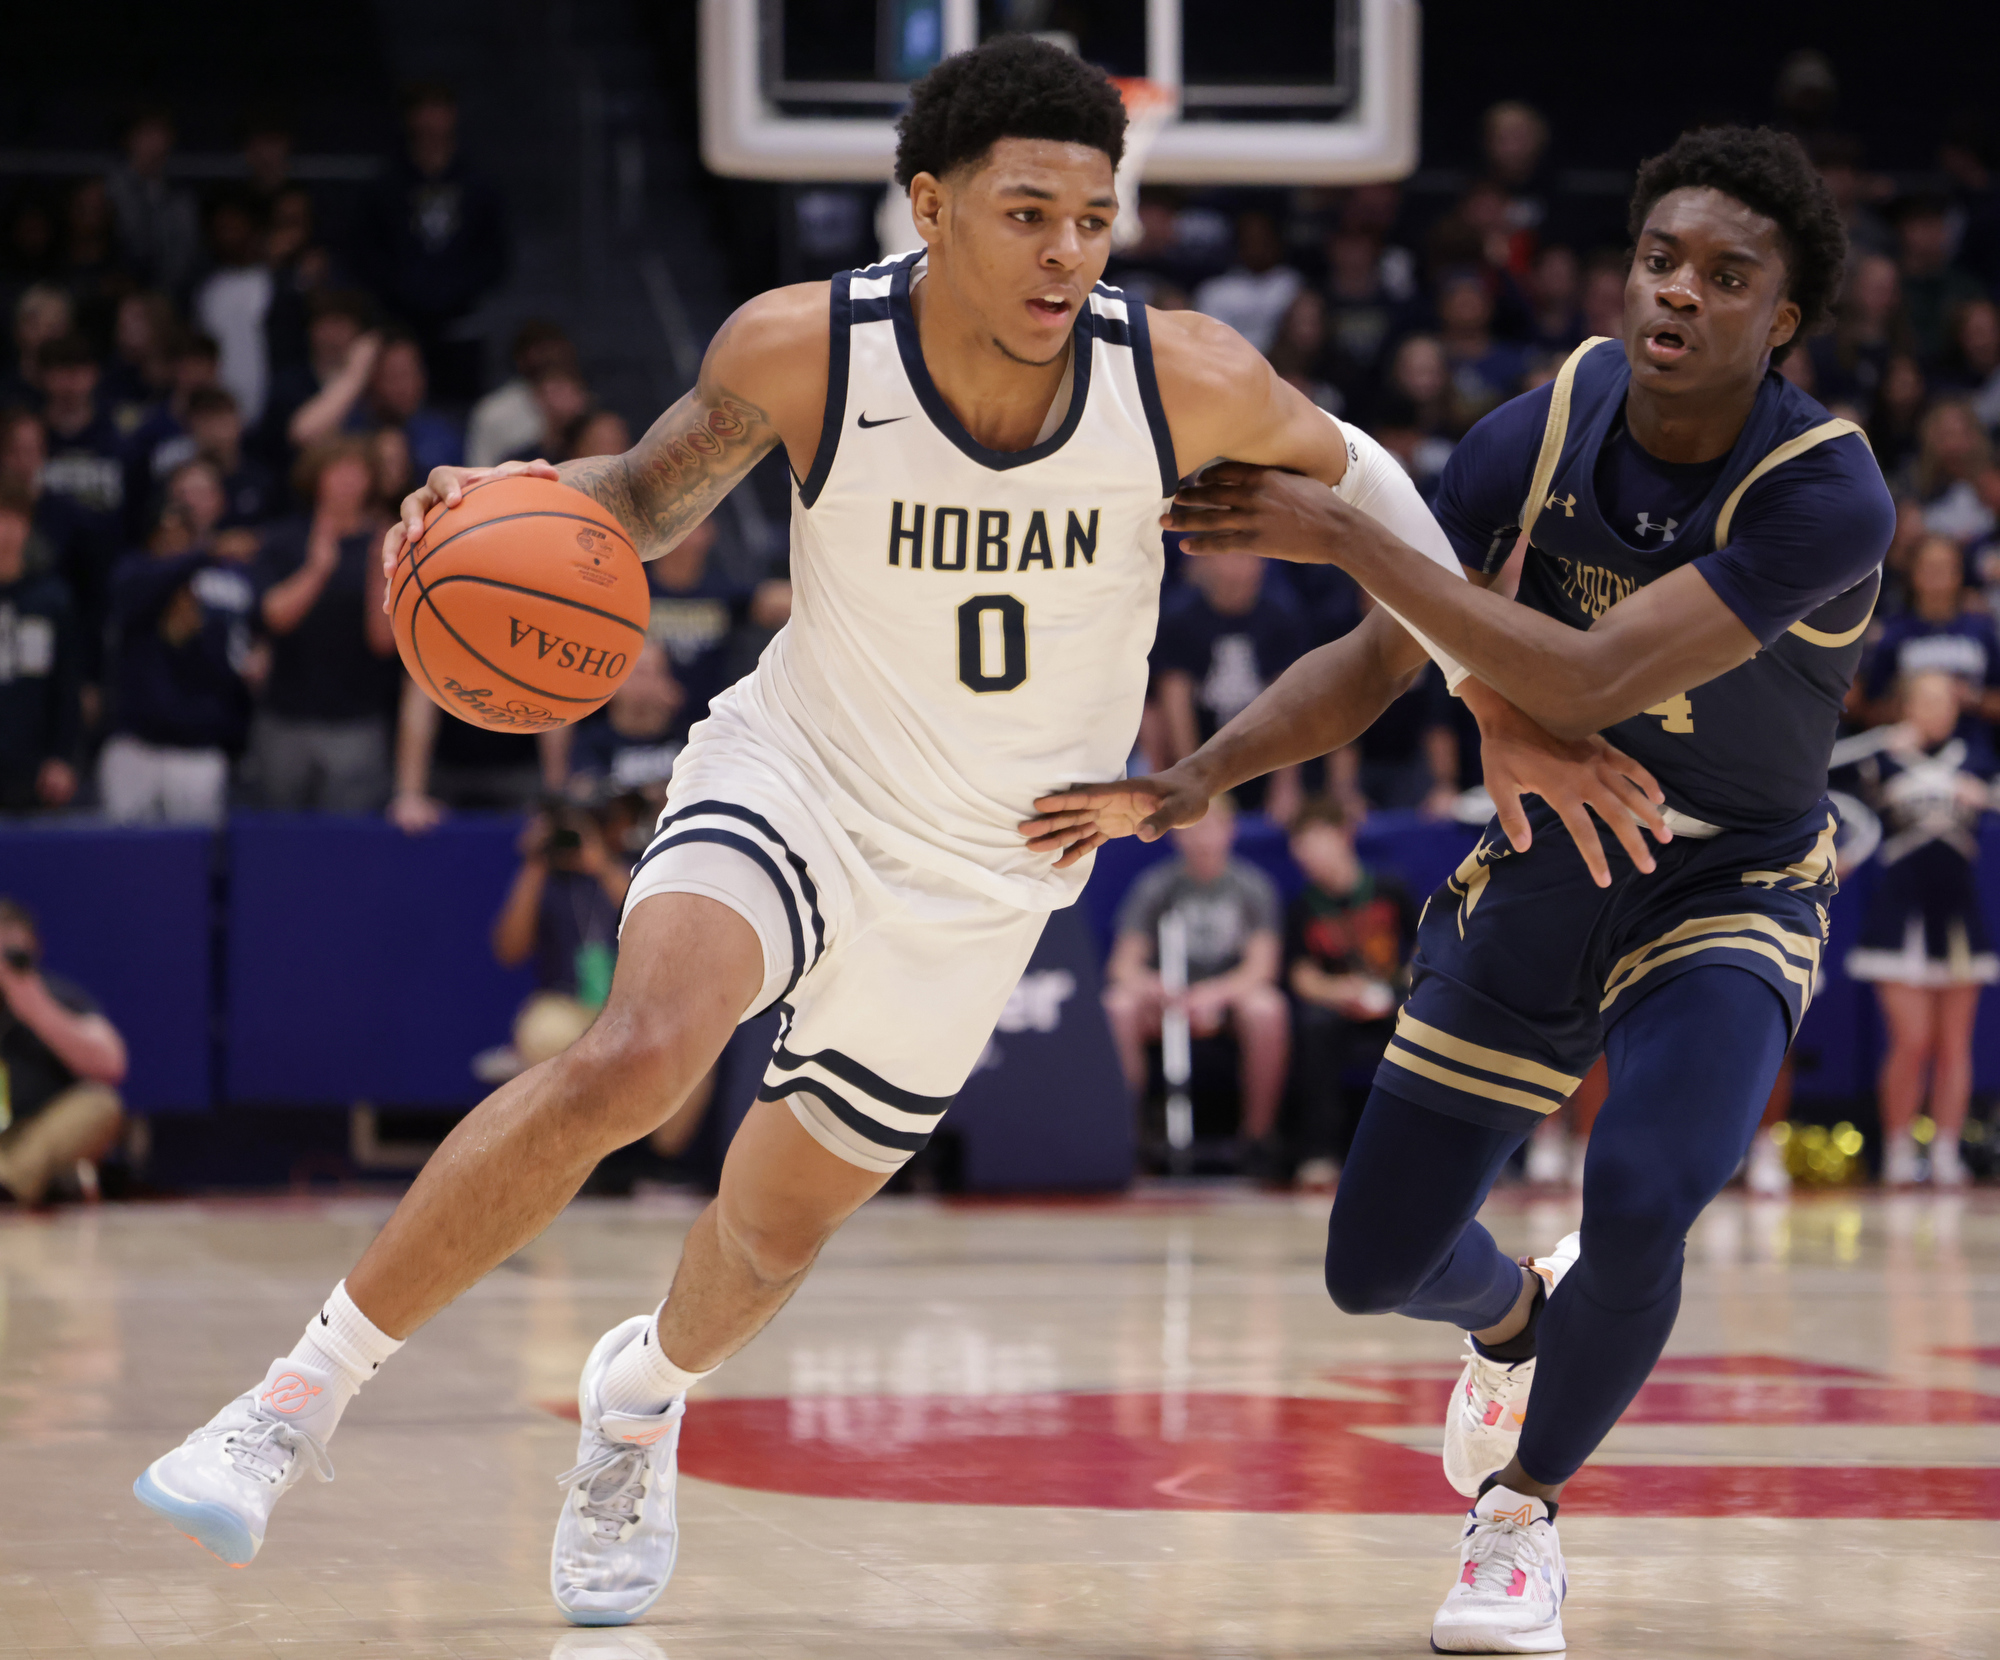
[1109,77,1179,251]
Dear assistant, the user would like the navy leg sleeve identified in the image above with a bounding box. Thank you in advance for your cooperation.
[1517,965,1790,1485]
[1325,1084,1528,1327]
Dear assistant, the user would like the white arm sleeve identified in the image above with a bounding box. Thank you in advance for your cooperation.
[1329,416,1472,693]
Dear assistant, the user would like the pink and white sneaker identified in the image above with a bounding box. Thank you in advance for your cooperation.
[1430,1484,1567,1653]
[1442,1232,1580,1497]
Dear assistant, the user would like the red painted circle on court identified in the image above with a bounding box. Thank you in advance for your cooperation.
[544,1353,2000,1519]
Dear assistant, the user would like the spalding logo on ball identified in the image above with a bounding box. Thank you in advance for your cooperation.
[391,475,650,731]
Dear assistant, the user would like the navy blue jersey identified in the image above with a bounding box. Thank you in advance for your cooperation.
[1432,338,1895,829]
[1863,611,2000,704]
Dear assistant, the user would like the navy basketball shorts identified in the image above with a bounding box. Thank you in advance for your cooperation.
[620,697,1051,1175]
[1377,799,1839,1131]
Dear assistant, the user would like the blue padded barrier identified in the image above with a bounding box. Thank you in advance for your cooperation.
[0,822,214,1112]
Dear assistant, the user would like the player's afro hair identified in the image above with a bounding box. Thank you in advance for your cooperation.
[894,35,1126,190]
[1628,125,1847,364]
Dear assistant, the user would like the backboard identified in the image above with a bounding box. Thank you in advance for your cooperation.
[700,0,1420,186]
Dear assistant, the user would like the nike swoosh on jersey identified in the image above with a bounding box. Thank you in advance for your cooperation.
[856,412,909,428]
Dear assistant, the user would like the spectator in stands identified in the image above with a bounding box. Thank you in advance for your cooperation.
[1320,222,1412,397]
[1894,196,1985,367]
[1579,249,1627,343]
[105,106,200,301]
[1941,299,2000,430]
[467,320,577,468]
[39,334,125,530]
[506,362,591,465]
[187,386,279,528]
[1266,290,1341,413]
[1810,252,1906,417]
[1810,133,1895,260]
[0,190,59,303]
[353,82,509,401]
[57,179,122,343]
[1870,353,1930,478]
[1480,100,1557,247]
[0,410,89,592]
[1912,399,1995,543]
[1152,549,1307,819]
[0,487,80,811]
[264,289,379,471]
[1283,797,1417,1186]
[124,331,222,530]
[100,462,259,824]
[566,640,683,806]
[1193,209,1304,356]
[195,192,275,427]
[1860,533,2000,736]
[241,112,296,214]
[0,897,126,1207]
[368,424,414,516]
[1436,269,1525,423]
[1525,243,1584,354]
[1104,797,1289,1170]
[642,516,789,733]
[37,333,127,658]
[264,186,333,378]
[367,329,463,478]
[102,291,178,424]
[565,408,632,462]
[2,283,72,409]
[251,437,397,811]
[1331,654,1460,817]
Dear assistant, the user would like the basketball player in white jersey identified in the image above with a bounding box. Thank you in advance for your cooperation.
[135,37,1666,1627]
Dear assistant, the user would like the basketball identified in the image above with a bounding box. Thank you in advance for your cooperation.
[391,474,650,732]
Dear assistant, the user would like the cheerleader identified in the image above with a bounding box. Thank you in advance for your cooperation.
[1843,671,1998,1186]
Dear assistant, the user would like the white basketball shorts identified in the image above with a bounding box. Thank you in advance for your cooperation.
[620,699,1051,1174]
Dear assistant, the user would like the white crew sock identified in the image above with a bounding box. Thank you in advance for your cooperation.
[599,1303,716,1416]
[286,1280,405,1423]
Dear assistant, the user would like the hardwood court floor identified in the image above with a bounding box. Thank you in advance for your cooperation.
[2,1185,1997,1657]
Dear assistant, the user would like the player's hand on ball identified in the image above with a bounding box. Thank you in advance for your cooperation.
[1021,768,1212,867]
[378,458,563,609]
[1473,694,1670,889]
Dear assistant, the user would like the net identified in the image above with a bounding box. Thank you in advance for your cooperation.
[1109,77,1179,250]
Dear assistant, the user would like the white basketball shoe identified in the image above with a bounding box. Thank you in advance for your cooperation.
[551,1315,686,1626]
[1430,1485,1568,1653]
[133,1358,339,1565]
[1442,1232,1580,1498]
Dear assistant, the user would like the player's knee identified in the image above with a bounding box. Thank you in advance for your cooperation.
[1577,1154,1697,1308]
[1323,1245,1416,1316]
[717,1202,833,1288]
[560,1010,707,1138]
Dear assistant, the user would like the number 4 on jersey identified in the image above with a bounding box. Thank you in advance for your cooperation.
[1646,691,1694,733]
[958,595,1027,692]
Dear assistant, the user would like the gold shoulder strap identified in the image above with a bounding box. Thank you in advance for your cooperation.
[1705,417,1876,648]
[1516,336,1609,547]
[1714,417,1868,547]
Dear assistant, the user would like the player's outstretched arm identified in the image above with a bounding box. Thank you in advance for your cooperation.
[1023,607,1668,886]
[1165,463,1761,740]
[380,285,830,591]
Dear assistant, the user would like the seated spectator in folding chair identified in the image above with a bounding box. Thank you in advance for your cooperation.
[1282,797,1418,1188]
[0,897,126,1207]
[1102,796,1289,1172]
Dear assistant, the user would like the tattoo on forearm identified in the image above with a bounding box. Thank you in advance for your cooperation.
[558,383,775,558]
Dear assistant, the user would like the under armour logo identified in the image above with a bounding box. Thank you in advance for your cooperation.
[1545,492,1575,517]
[1634,511,1678,544]
[260,1373,323,1415]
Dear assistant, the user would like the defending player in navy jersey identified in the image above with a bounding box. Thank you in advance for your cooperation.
[1032,127,1893,1652]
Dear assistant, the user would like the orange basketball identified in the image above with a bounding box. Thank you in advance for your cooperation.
[391,474,650,732]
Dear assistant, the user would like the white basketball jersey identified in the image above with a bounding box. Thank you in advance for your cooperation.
[719,251,1174,910]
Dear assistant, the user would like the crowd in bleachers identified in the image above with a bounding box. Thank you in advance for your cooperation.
[0,91,789,831]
